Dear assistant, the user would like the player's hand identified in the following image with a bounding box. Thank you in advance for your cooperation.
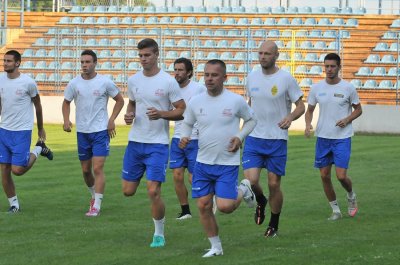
[278,116,292,130]
[38,128,46,141]
[228,137,242,152]
[146,107,162,120]
[63,121,72,132]
[107,120,116,138]
[336,118,349,128]
[179,137,190,149]
[305,124,313,138]
[124,112,135,125]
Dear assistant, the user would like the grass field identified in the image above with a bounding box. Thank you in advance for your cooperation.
[0,124,399,265]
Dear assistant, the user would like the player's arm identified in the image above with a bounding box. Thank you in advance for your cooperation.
[147,99,186,121]
[336,103,362,128]
[229,116,257,152]
[124,100,135,125]
[305,104,316,138]
[32,94,46,140]
[107,93,125,138]
[278,97,305,130]
[62,99,73,132]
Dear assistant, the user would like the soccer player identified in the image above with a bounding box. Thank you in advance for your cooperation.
[243,40,305,237]
[305,53,362,221]
[122,38,185,248]
[62,49,124,217]
[170,57,206,220]
[0,50,53,213]
[179,59,257,258]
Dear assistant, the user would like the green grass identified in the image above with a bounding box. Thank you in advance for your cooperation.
[0,125,399,265]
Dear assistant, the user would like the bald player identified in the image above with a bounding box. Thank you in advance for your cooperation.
[243,40,305,237]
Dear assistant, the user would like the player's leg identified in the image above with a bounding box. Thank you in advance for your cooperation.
[333,138,358,217]
[146,143,169,248]
[1,163,20,212]
[121,142,144,196]
[243,136,268,225]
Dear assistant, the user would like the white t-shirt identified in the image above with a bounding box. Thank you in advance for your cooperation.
[307,79,360,139]
[64,74,120,133]
[183,89,254,166]
[0,73,38,131]
[246,69,303,140]
[127,70,182,144]
[172,80,206,139]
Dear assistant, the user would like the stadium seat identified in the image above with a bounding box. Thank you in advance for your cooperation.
[100,61,113,70]
[115,74,128,83]
[107,6,118,13]
[304,18,317,26]
[268,29,280,37]
[128,62,141,70]
[387,67,400,76]
[180,6,194,13]
[226,64,238,73]
[112,50,125,58]
[98,49,112,58]
[33,38,46,46]
[295,65,308,74]
[389,42,399,51]
[299,78,313,87]
[35,73,48,83]
[34,49,47,57]
[341,6,353,14]
[274,40,285,48]
[61,73,73,82]
[220,6,232,13]
[69,6,82,13]
[281,29,292,37]
[84,28,96,35]
[159,16,171,24]
[309,30,322,38]
[259,7,272,13]
[164,39,176,47]
[146,16,158,24]
[390,19,400,27]
[94,6,107,13]
[231,40,243,48]
[198,17,210,25]
[134,16,146,24]
[58,16,71,24]
[299,6,312,14]
[365,54,380,63]
[318,18,331,26]
[113,62,125,70]
[227,29,242,37]
[156,6,168,13]
[253,29,267,37]
[272,6,285,14]
[332,18,344,26]
[363,79,378,89]
[109,28,123,35]
[287,6,299,14]
[264,17,276,26]
[121,5,134,12]
[346,18,359,27]
[206,52,219,60]
[85,38,98,46]
[296,30,308,38]
[22,49,34,57]
[237,18,249,25]
[381,55,396,63]
[185,17,197,24]
[382,31,397,39]
[165,51,178,59]
[47,61,60,70]
[226,76,241,85]
[312,6,325,14]
[232,6,245,13]
[110,39,123,47]
[220,52,234,60]
[217,39,229,48]
[355,67,372,76]
[61,49,74,58]
[224,17,237,25]
[350,79,363,88]
[251,18,263,25]
[144,6,155,13]
[83,16,95,24]
[373,42,389,51]
[196,63,206,72]
[177,39,190,48]
[127,50,138,58]
[61,38,73,46]
[339,30,351,38]
[20,61,35,69]
[97,28,109,35]
[304,53,319,62]
[61,61,75,70]
[300,41,313,49]
[371,67,386,76]
[323,30,337,38]
[211,17,223,25]
[327,6,339,14]
[278,52,290,61]
[98,38,111,46]
[83,5,94,13]
[309,65,323,75]
[247,6,258,13]
[205,6,218,13]
[378,80,394,89]
[327,41,340,50]
[121,16,133,24]
[277,17,290,26]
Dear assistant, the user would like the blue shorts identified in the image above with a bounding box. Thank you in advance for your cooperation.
[192,162,239,200]
[242,136,287,176]
[122,141,169,183]
[315,137,351,169]
[169,137,198,173]
[0,128,32,167]
[77,130,110,161]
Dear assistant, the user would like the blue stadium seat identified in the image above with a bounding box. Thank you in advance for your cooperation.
[107,16,119,25]
[206,52,219,60]
[164,39,176,47]
[309,30,322,38]
[339,30,351,38]
[304,53,319,62]
[174,29,188,36]
[84,28,96,35]
[314,41,327,50]
[100,61,113,70]
[387,67,400,76]
[167,6,180,13]
[389,42,399,51]
[355,67,372,76]
[211,17,223,25]
[61,38,73,46]
[196,63,206,72]
[292,53,303,61]
[318,18,331,26]
[35,60,47,69]
[83,5,94,13]
[363,79,377,89]
[97,28,109,35]
[328,41,340,50]
[61,73,73,82]
[323,30,337,38]
[47,61,60,70]
[159,16,171,24]
[115,74,128,83]
[300,41,313,49]
[272,6,285,14]
[327,7,339,14]
[371,67,386,76]
[128,62,141,70]
[121,5,134,12]
[166,51,178,59]
[373,42,389,51]
[224,17,237,25]
[180,6,194,13]
[61,49,74,58]
[304,18,317,26]
[287,6,299,14]
[220,52,234,60]
[341,6,353,14]
[227,29,242,37]
[299,6,312,14]
[177,39,190,48]
[234,52,246,61]
[291,18,303,26]
[237,18,249,25]
[364,54,380,63]
[312,6,325,14]
[61,61,75,70]
[264,17,276,26]
[251,18,263,25]
[185,17,197,24]
[226,76,241,85]
[198,17,210,24]
[69,6,82,13]
[35,73,47,82]
[390,19,400,27]
[147,16,158,24]
[214,30,226,37]
[98,38,111,46]
[346,18,358,27]
[295,65,308,74]
[127,50,138,58]
[350,79,362,88]
[217,39,229,48]
[382,31,397,39]
[85,38,98,46]
[299,78,313,87]
[268,29,280,37]
[206,6,219,13]
[226,64,238,73]
[220,6,232,13]
[110,28,123,35]
[381,54,396,63]
[134,16,146,24]
[296,30,308,38]
[34,49,47,57]
[112,50,125,58]
[203,40,216,48]
[231,40,243,48]
[309,65,323,75]
[113,62,125,70]
[20,61,35,69]
[22,49,34,57]
[277,18,290,26]
[193,6,206,13]
[94,6,107,13]
[200,29,213,36]
[83,16,95,24]
[195,51,205,59]
[145,6,155,13]
[121,16,133,24]
[179,51,191,58]
[378,80,394,89]
[253,29,267,37]
[259,7,272,13]
[332,18,344,26]
[107,6,118,13]
[156,6,168,13]
[247,6,258,13]
[58,16,71,24]
[98,49,112,58]
[232,6,245,13]
[278,52,290,61]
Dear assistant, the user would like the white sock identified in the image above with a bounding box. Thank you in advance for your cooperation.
[31,146,42,158]
[93,193,103,210]
[88,185,95,199]
[153,217,165,237]
[329,200,341,213]
[208,236,222,250]
[347,191,356,199]
[238,183,248,198]
[8,196,19,208]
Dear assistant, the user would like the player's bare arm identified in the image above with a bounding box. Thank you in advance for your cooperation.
[305,104,316,138]
[336,103,362,128]
[148,99,186,121]
[124,100,136,125]
[279,97,305,130]
[62,99,73,132]
[32,94,46,140]
[107,93,124,138]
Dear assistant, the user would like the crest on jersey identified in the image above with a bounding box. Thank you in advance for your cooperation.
[271,85,278,96]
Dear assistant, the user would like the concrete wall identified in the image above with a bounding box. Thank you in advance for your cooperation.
[40,96,400,134]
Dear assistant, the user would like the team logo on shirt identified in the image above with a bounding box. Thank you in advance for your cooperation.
[198,108,206,116]
[222,108,233,117]
[16,89,24,96]
[271,85,278,96]
[334,93,344,98]
[93,90,101,97]
[155,89,165,97]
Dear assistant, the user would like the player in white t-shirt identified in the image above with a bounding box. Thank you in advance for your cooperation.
[0,50,53,213]
[180,60,257,258]
[243,41,305,238]
[170,57,206,220]
[122,39,186,248]
[305,53,362,221]
[62,50,124,217]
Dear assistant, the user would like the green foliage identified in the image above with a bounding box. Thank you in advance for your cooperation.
[0,125,399,265]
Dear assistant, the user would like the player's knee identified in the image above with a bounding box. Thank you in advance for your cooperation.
[147,187,160,200]
[123,189,135,197]
[218,205,234,214]
[11,167,25,176]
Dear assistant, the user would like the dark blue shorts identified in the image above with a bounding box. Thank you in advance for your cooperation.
[77,130,110,160]
[169,137,198,173]
[315,137,351,169]
[0,128,31,166]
